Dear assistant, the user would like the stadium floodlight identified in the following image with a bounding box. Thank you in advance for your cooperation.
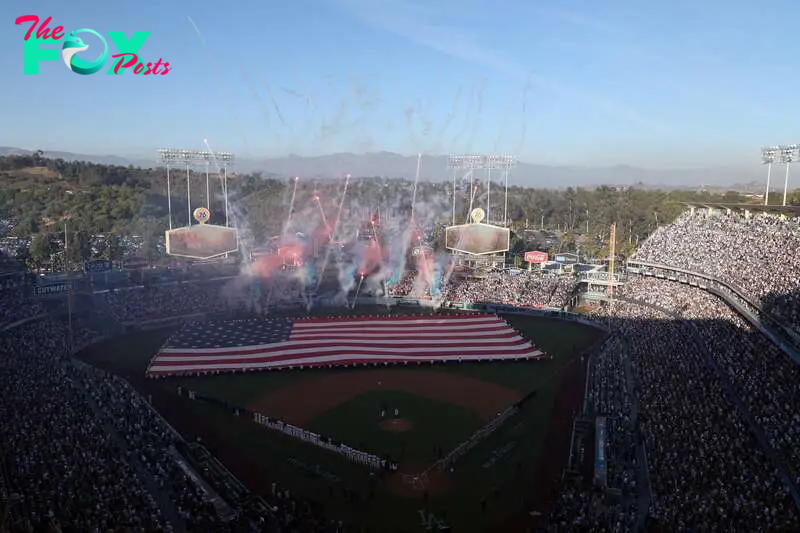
[158,147,235,229]
[762,147,777,206]
[780,145,797,207]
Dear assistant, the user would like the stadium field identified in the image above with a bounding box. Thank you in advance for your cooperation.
[79,308,603,532]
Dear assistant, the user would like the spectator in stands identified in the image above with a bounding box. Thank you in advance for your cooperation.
[635,210,800,331]
[545,278,800,531]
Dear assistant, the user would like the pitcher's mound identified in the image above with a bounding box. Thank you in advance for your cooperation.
[379,418,414,433]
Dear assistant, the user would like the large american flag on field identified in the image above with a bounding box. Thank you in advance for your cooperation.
[145,314,545,377]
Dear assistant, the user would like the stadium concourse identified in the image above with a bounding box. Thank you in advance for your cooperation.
[2,207,800,531]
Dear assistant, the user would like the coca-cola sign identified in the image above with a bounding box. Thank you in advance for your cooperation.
[524,251,548,264]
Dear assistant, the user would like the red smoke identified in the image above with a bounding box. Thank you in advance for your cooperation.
[358,238,383,276]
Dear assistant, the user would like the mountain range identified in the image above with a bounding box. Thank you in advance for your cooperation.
[0,146,767,190]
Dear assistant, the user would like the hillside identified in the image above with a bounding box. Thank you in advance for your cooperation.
[1,153,791,268]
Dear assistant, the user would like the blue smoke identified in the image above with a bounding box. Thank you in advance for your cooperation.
[304,262,317,290]
[252,275,262,310]
[348,263,358,280]
[253,275,262,297]
[389,260,402,286]
[431,259,442,297]
[340,262,357,285]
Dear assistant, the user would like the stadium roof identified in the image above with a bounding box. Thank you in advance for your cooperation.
[681,202,800,216]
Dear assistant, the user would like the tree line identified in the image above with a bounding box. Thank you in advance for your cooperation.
[0,154,793,268]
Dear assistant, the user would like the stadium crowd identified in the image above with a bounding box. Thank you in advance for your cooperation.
[635,210,800,331]
[442,271,575,308]
[0,320,172,532]
[9,228,800,532]
[545,275,800,532]
[620,278,800,484]
[0,305,345,532]
[0,287,42,327]
[388,269,576,309]
[101,282,225,323]
[100,267,578,320]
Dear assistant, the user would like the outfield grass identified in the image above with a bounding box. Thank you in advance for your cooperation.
[79,310,603,532]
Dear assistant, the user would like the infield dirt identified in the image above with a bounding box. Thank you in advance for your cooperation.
[248,368,522,426]
[379,418,414,433]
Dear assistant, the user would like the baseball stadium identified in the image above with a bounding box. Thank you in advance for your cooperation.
[71,181,608,532]
[79,305,602,532]
[4,150,800,533]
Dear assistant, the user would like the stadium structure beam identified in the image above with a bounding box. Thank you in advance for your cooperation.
[158,148,235,228]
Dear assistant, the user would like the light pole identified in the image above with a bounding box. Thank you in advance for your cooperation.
[762,147,777,206]
[780,145,797,207]
[447,155,515,226]
[158,148,235,228]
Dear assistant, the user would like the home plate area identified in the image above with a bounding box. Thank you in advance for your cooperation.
[377,400,415,433]
[379,417,414,434]
[248,370,532,496]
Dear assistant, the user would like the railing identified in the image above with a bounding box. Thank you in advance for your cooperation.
[626,259,800,361]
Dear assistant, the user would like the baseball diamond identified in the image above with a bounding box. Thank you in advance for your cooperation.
[80,309,603,532]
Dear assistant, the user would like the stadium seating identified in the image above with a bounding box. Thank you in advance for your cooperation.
[5,235,800,531]
[636,211,800,333]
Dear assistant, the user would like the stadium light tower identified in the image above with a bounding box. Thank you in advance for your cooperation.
[780,145,797,207]
[447,154,516,225]
[762,147,777,206]
[158,148,235,228]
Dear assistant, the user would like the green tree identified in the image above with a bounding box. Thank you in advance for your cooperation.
[106,234,124,263]
[29,233,56,268]
[65,229,92,267]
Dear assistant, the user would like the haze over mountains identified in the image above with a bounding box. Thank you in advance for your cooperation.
[0,146,765,190]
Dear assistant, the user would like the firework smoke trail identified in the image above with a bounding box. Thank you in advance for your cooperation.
[185,16,252,156]
[253,275,263,313]
[298,267,314,312]
[332,173,351,242]
[382,156,423,294]
[515,75,532,156]
[467,185,479,223]
[201,138,233,228]
[351,275,365,309]
[282,176,299,237]
[315,196,329,227]
[304,261,317,295]
[410,154,422,223]
[316,174,351,291]
[383,213,416,295]
[432,256,444,297]
[334,262,357,306]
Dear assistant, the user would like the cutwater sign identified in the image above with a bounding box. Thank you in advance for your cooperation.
[34,282,71,296]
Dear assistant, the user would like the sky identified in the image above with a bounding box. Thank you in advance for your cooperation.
[2,0,799,168]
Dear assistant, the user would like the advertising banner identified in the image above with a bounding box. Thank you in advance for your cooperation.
[594,416,608,487]
[524,251,548,263]
[34,283,71,296]
[84,259,112,273]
